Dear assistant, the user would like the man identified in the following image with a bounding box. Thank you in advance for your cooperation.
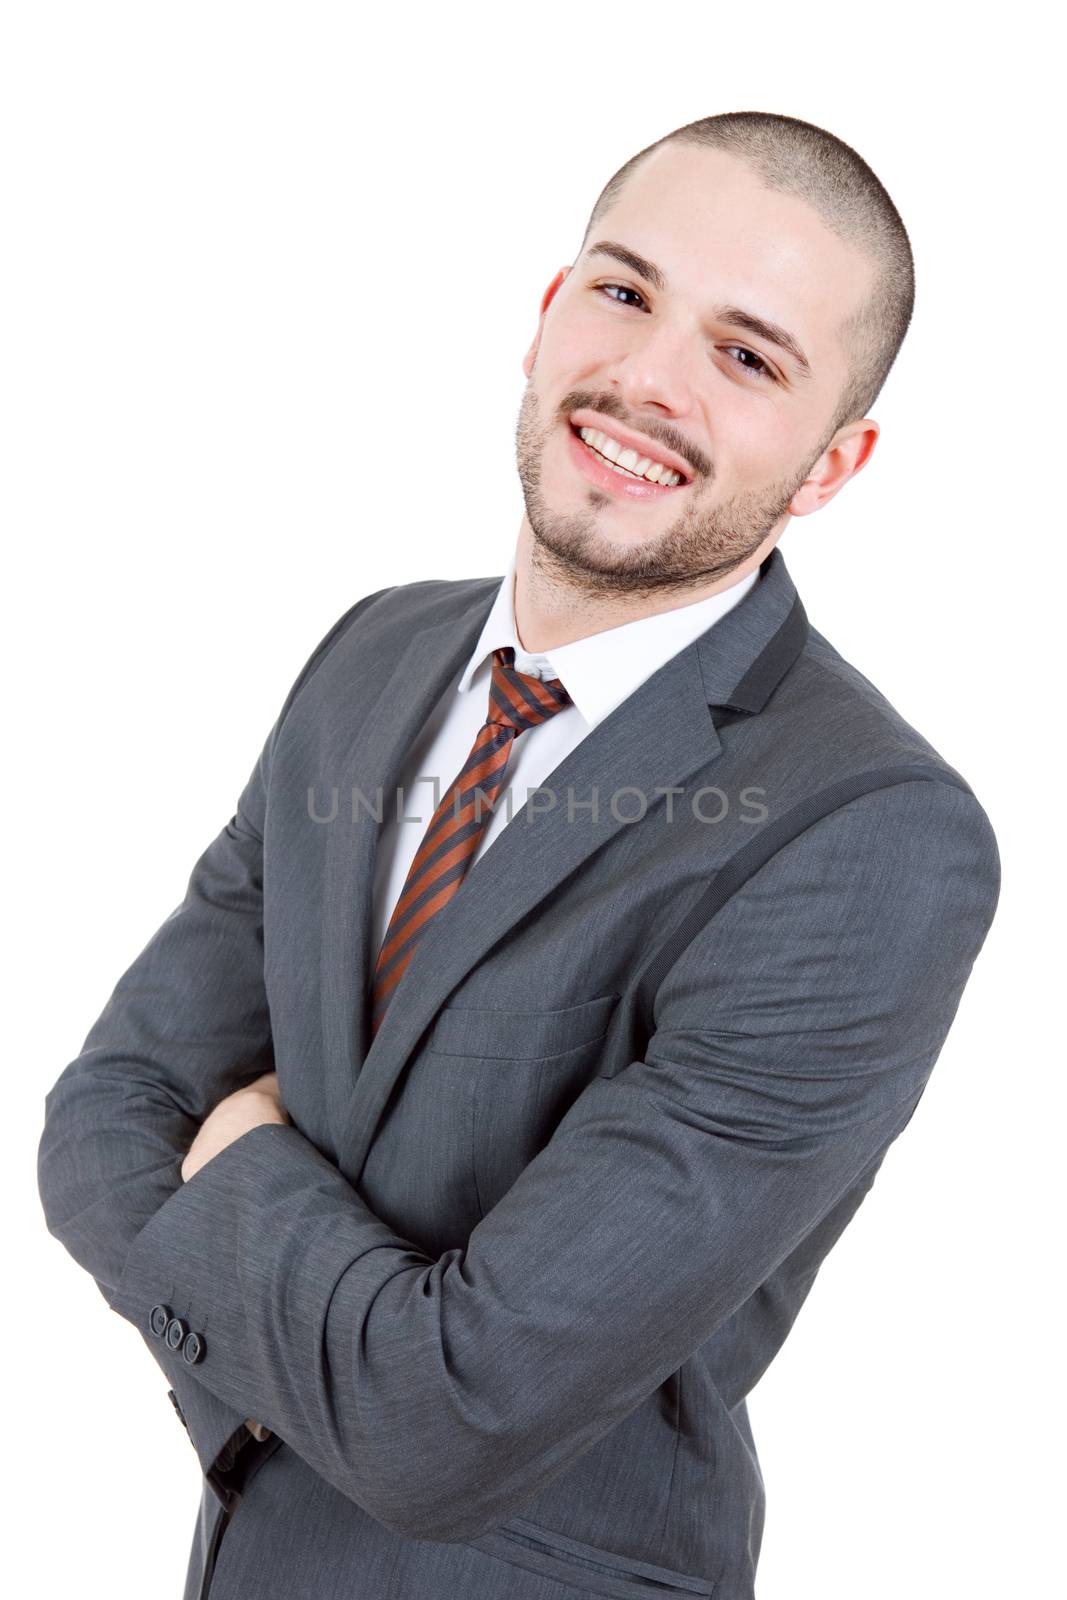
[38,110,1000,1599]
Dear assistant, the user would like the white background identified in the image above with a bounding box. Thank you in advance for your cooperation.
[6,3,1060,1595]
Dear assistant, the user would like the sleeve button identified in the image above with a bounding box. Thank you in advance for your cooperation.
[149,1303,172,1338]
[182,1330,205,1365]
[164,1316,188,1351]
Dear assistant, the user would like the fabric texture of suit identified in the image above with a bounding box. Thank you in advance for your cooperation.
[37,545,1001,1599]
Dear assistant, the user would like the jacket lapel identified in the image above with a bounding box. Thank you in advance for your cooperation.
[326,546,807,1186]
[318,585,499,1150]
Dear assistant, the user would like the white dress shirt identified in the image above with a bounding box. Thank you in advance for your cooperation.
[371,549,760,957]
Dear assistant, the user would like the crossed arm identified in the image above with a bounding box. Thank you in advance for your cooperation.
[178,1070,285,1444]
[38,681,1001,1544]
[180,1071,289,1184]
[37,592,399,1495]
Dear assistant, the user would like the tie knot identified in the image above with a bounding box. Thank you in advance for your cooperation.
[488,645,571,732]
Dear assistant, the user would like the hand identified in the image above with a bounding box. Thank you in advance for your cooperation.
[181,1071,290,1183]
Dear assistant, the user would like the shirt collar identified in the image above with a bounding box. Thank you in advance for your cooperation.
[457,545,761,730]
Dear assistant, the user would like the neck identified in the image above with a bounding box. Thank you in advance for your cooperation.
[510,516,779,654]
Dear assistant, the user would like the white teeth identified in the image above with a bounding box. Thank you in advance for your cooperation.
[577,426,683,486]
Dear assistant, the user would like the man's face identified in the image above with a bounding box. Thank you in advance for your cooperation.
[516,142,878,595]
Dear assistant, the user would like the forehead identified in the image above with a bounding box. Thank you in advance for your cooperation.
[587,143,872,354]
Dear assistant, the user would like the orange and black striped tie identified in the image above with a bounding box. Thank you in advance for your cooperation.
[369,645,571,1038]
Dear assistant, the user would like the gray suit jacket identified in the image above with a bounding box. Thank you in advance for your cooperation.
[37,546,1000,1599]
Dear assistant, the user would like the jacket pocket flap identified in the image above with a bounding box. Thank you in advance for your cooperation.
[429,993,618,1061]
[466,1515,715,1598]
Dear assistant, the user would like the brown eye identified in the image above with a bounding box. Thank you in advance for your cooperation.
[726,345,774,382]
[595,283,648,311]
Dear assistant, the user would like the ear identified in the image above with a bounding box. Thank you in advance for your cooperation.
[787,419,880,517]
[522,266,570,378]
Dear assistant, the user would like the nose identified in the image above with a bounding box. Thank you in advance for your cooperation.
[608,315,698,420]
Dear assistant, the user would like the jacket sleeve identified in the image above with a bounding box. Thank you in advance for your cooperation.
[100,776,1001,1542]
[36,586,392,1498]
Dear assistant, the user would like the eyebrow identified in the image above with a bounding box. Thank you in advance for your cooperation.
[584,239,814,379]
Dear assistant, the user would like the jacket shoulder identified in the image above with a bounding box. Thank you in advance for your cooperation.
[768,623,999,874]
[787,623,978,787]
[282,575,500,707]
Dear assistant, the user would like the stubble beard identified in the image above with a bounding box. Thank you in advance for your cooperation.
[514,382,816,601]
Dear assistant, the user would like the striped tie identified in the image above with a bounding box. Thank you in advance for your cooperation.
[369,645,571,1038]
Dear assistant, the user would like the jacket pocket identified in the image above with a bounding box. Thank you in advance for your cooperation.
[428,994,619,1218]
[429,992,619,1061]
[465,1515,715,1599]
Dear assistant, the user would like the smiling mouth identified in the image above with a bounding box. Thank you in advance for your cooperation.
[569,421,689,487]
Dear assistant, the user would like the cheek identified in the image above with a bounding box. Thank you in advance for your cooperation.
[715,396,801,483]
[560,333,610,380]
[545,305,621,372]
